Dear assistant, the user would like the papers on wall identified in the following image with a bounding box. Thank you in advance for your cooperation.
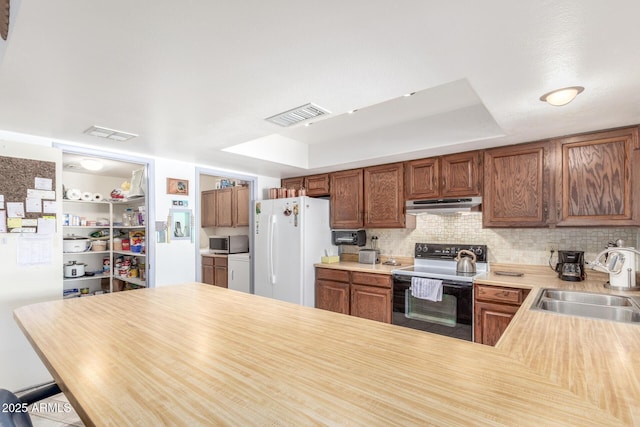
[7,202,25,218]
[42,200,57,214]
[34,177,53,191]
[26,189,56,200]
[17,234,53,265]
[0,210,6,233]
[26,197,42,213]
[37,217,56,234]
[0,195,4,209]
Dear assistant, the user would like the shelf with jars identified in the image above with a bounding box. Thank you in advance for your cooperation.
[62,197,147,297]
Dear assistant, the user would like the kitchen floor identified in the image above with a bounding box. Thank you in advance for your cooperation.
[29,393,84,427]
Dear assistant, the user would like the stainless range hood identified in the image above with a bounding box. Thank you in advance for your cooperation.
[406,197,482,214]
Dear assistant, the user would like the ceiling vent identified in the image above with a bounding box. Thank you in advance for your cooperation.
[83,125,138,141]
[265,103,330,127]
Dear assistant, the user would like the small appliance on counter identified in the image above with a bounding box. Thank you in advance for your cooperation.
[591,246,640,291]
[358,249,380,264]
[554,250,586,281]
[331,229,366,247]
[358,235,380,264]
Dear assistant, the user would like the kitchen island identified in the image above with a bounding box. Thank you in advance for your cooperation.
[14,282,626,426]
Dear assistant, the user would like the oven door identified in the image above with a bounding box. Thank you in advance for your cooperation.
[392,274,473,341]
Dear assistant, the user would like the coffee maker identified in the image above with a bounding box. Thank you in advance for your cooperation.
[555,250,585,281]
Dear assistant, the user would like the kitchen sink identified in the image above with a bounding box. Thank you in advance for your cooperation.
[532,289,640,324]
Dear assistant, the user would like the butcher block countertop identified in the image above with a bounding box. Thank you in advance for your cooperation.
[317,260,640,425]
[14,282,624,426]
[474,264,640,425]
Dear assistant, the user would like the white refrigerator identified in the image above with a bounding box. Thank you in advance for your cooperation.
[253,196,335,307]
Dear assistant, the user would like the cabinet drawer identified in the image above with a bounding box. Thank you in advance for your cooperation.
[202,256,214,266]
[316,268,350,283]
[475,284,526,305]
[351,271,391,288]
[214,257,228,267]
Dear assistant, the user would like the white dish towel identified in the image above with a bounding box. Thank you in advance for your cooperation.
[410,277,443,302]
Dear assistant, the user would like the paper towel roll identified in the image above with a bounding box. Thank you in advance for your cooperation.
[66,188,82,200]
[81,192,92,201]
[93,193,103,202]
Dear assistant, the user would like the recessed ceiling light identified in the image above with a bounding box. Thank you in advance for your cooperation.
[83,125,138,141]
[80,159,104,171]
[539,86,584,106]
[348,109,358,114]
[304,122,313,127]
[403,92,416,97]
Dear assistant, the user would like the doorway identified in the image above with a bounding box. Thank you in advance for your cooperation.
[195,167,256,292]
[57,145,155,295]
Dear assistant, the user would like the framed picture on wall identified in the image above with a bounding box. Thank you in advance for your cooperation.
[167,178,189,195]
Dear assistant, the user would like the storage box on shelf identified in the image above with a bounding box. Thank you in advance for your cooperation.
[62,197,148,297]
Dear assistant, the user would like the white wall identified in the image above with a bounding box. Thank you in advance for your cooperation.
[0,139,62,390]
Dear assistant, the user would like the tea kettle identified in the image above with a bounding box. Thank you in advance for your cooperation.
[455,249,477,274]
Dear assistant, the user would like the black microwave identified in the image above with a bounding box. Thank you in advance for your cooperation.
[209,235,249,254]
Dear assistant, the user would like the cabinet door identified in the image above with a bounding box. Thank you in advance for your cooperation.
[330,169,364,229]
[364,163,405,228]
[201,190,217,227]
[214,257,228,288]
[405,157,439,200]
[216,188,233,227]
[202,257,214,285]
[555,127,639,226]
[351,284,392,323]
[474,301,518,346]
[483,141,551,227]
[281,177,304,190]
[316,280,350,314]
[304,174,330,197]
[234,186,250,227]
[440,151,482,197]
[215,266,228,288]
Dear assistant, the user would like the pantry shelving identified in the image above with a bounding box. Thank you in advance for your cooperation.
[63,197,147,296]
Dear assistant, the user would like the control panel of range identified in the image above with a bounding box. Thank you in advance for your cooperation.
[414,243,487,262]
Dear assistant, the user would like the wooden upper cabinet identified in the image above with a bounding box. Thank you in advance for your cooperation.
[201,190,217,227]
[281,176,304,190]
[330,169,364,229]
[304,173,330,196]
[405,157,439,199]
[405,151,481,200]
[202,186,250,228]
[364,163,405,228]
[234,186,250,227]
[554,126,639,226]
[440,151,482,197]
[483,141,551,227]
[215,188,234,227]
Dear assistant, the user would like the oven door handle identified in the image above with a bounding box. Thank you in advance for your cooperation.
[393,275,471,289]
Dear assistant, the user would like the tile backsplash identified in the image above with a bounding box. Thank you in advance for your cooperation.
[342,213,639,266]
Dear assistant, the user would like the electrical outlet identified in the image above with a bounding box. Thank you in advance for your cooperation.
[545,242,558,252]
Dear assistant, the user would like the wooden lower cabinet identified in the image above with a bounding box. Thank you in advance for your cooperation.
[316,268,350,314]
[202,256,228,288]
[315,267,391,323]
[351,284,391,323]
[474,283,530,346]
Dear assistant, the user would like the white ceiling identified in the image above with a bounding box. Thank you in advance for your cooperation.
[1,1,640,178]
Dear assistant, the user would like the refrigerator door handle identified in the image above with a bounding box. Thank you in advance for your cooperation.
[268,214,277,285]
